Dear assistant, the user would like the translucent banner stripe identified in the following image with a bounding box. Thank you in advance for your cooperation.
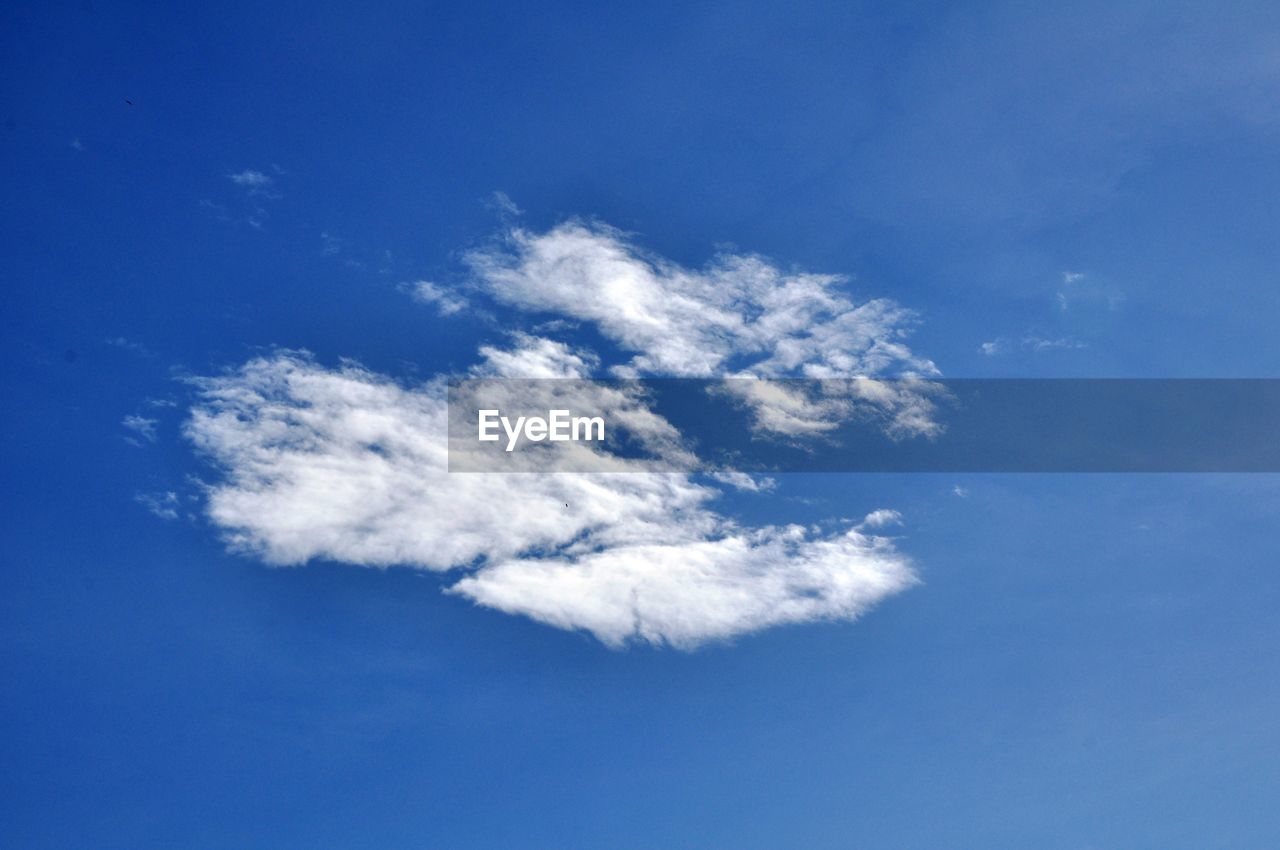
[446,379,1280,472]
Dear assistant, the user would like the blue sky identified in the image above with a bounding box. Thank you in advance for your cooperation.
[4,0,1280,846]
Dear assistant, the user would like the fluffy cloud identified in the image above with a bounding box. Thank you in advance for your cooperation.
[185,350,691,571]
[466,221,936,380]
[466,222,942,438]
[185,221,931,647]
[454,525,915,648]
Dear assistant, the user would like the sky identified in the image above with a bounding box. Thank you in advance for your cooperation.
[4,0,1280,846]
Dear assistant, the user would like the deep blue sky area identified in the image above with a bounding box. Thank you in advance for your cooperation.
[4,1,1280,847]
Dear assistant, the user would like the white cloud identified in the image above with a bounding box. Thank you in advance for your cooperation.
[122,414,158,444]
[466,222,936,380]
[709,471,777,492]
[980,334,1087,355]
[184,221,935,648]
[135,491,180,520]
[228,169,282,206]
[1023,334,1087,352]
[858,509,902,529]
[320,231,343,256]
[465,222,942,438]
[185,352,916,647]
[229,169,272,188]
[472,333,594,379]
[404,280,468,316]
[453,525,915,649]
[106,336,151,356]
[487,191,523,217]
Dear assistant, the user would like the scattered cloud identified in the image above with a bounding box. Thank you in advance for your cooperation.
[1024,334,1087,352]
[403,280,468,316]
[980,334,1088,355]
[70,138,85,152]
[199,198,231,223]
[984,270,1119,357]
[530,318,578,334]
[206,167,282,228]
[228,169,273,188]
[709,471,777,492]
[1055,270,1124,314]
[320,231,343,256]
[465,221,943,439]
[858,509,903,529]
[105,336,152,356]
[952,485,969,498]
[715,375,946,440]
[135,491,180,520]
[472,332,598,379]
[467,222,936,380]
[122,414,158,445]
[487,191,523,217]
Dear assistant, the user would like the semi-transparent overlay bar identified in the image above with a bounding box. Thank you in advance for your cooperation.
[446,378,1280,472]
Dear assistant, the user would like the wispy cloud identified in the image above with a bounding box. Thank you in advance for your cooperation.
[487,190,523,217]
[1056,270,1124,314]
[980,334,1088,356]
[709,471,777,492]
[1024,334,1088,352]
[122,414,158,445]
[105,336,152,357]
[228,169,273,188]
[320,231,343,256]
[467,222,936,380]
[135,491,180,520]
[403,280,468,316]
[1057,271,1085,311]
[465,221,942,438]
[982,271,1117,357]
[206,168,283,228]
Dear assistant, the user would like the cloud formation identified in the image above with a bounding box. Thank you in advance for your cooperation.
[404,280,469,316]
[466,222,936,380]
[980,334,1088,356]
[466,222,942,439]
[228,169,273,188]
[184,222,931,647]
[122,414,158,445]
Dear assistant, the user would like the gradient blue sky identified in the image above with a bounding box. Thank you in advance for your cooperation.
[4,1,1280,847]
